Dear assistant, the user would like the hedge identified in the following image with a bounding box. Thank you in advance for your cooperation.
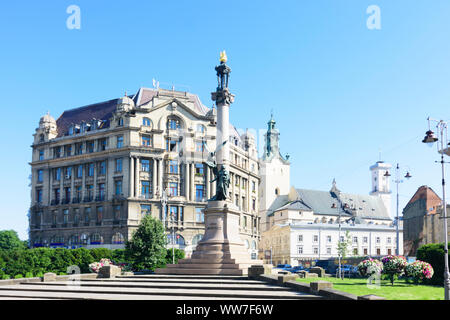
[0,247,185,279]
[416,242,450,285]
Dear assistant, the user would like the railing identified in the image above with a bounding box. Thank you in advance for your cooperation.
[61,198,70,204]
[51,199,60,205]
[95,194,105,201]
[83,196,93,202]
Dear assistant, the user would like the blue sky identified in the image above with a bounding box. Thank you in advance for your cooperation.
[1,1,450,239]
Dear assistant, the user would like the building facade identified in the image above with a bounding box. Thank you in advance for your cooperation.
[258,116,402,265]
[29,87,260,257]
[402,185,449,256]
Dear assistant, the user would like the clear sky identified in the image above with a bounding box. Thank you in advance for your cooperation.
[1,1,450,240]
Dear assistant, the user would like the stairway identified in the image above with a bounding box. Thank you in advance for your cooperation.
[0,274,322,300]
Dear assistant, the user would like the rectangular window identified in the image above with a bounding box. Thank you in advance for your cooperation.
[96,206,103,223]
[39,150,44,161]
[195,163,204,176]
[75,143,83,155]
[74,186,82,202]
[141,204,151,216]
[37,169,43,183]
[64,145,72,157]
[117,135,124,148]
[54,168,61,181]
[252,181,256,193]
[195,184,205,202]
[327,235,332,243]
[169,160,178,174]
[97,183,105,201]
[169,206,178,220]
[63,209,69,224]
[298,246,303,254]
[54,146,61,158]
[98,138,107,151]
[195,207,204,223]
[141,159,150,172]
[114,205,121,221]
[36,189,42,203]
[98,161,106,175]
[115,180,123,196]
[77,165,83,178]
[86,185,93,201]
[363,236,368,244]
[64,187,71,203]
[252,199,256,211]
[65,167,72,180]
[353,236,358,244]
[298,234,303,242]
[364,248,368,255]
[87,163,94,177]
[387,237,392,244]
[141,181,151,198]
[54,188,60,202]
[313,247,319,255]
[327,247,332,255]
[142,135,152,147]
[84,207,91,223]
[169,182,178,196]
[115,158,123,173]
[87,141,94,153]
[313,235,318,243]
[353,248,358,255]
[376,237,380,244]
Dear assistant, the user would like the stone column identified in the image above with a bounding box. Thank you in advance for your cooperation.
[190,163,195,201]
[152,158,157,198]
[135,156,140,198]
[129,157,134,198]
[158,158,163,194]
[184,162,189,199]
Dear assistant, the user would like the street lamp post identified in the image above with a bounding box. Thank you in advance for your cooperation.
[384,164,412,256]
[422,117,450,300]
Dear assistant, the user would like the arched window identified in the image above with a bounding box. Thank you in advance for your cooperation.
[275,188,280,195]
[251,240,257,250]
[167,116,182,130]
[112,232,124,244]
[192,234,203,246]
[143,117,152,127]
[244,239,250,249]
[90,233,103,245]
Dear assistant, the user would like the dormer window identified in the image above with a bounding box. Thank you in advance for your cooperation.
[117,118,123,127]
[68,126,74,135]
[39,134,44,142]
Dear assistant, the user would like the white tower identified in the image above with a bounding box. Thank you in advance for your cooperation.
[259,115,290,231]
[369,160,392,217]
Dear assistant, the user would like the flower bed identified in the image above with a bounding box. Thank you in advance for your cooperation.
[405,260,434,282]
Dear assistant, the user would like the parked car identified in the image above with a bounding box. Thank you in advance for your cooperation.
[285,266,307,273]
[275,264,292,270]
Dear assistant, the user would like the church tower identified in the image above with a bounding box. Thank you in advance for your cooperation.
[259,114,290,231]
[369,160,392,217]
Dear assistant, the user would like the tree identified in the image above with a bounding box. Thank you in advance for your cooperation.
[124,216,167,271]
[337,230,351,259]
[0,230,26,250]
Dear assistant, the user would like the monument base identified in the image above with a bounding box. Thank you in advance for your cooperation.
[155,200,263,275]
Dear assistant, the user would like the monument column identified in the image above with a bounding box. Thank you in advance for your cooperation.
[155,52,262,275]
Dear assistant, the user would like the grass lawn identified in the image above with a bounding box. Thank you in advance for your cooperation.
[296,276,444,300]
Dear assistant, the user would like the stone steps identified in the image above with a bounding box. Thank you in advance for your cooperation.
[0,274,323,300]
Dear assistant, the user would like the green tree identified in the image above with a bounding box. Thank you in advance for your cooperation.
[337,230,351,259]
[165,248,185,265]
[0,230,26,250]
[124,215,167,271]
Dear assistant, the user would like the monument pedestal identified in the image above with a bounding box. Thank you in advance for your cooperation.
[155,201,263,275]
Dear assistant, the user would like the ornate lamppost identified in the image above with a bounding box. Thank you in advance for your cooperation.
[422,117,450,300]
[384,164,412,255]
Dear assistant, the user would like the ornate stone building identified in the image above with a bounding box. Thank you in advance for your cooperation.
[29,87,260,258]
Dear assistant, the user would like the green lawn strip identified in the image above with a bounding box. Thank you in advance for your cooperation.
[296,277,444,300]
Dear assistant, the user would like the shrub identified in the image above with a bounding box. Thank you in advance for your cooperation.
[165,249,185,265]
[125,215,167,271]
[357,258,383,277]
[381,255,407,285]
[14,274,23,279]
[405,260,434,283]
[417,243,450,285]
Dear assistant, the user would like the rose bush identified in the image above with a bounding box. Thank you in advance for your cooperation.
[381,255,407,285]
[357,258,383,277]
[405,260,434,283]
[89,258,113,273]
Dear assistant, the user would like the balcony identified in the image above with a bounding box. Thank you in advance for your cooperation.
[83,195,93,202]
[61,198,71,204]
[50,199,60,206]
[113,220,120,226]
[72,197,81,204]
[139,193,152,200]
